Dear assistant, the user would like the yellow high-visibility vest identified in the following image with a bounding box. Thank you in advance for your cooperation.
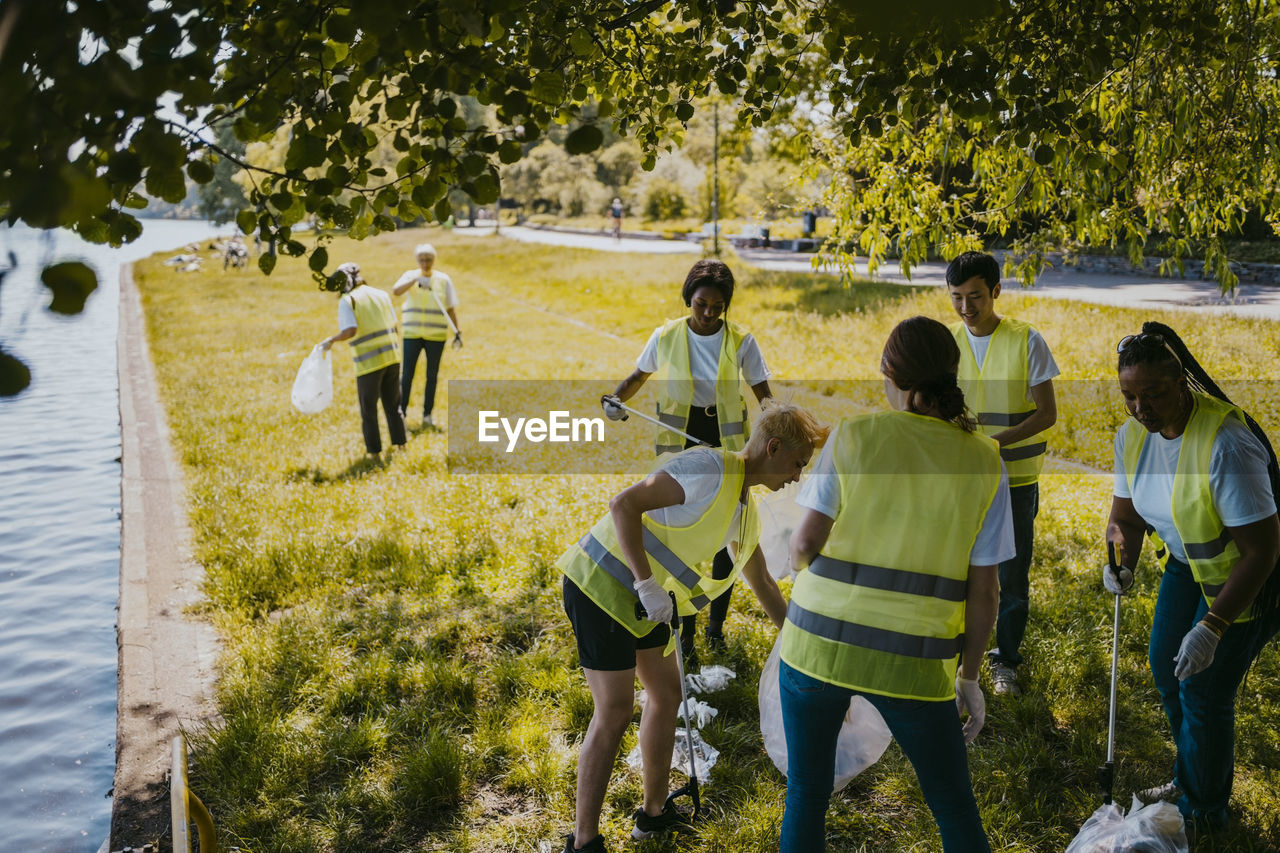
[780,411,1001,701]
[346,286,400,376]
[557,448,762,637]
[402,272,451,342]
[952,318,1047,486]
[1122,390,1254,619]
[653,318,749,455]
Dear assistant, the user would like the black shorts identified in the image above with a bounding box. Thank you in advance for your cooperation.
[563,575,669,671]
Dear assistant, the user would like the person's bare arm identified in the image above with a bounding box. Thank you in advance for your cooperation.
[1106,495,1147,571]
[609,471,686,581]
[959,564,999,679]
[613,368,651,403]
[992,379,1056,447]
[391,274,417,296]
[1207,515,1280,625]
[740,545,786,628]
[751,380,773,404]
[790,509,835,574]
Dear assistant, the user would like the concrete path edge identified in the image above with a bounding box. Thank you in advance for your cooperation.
[110,262,220,852]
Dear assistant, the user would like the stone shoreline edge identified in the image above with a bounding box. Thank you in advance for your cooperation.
[110,262,220,851]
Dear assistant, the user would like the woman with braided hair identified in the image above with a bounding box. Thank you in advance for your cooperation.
[780,316,1014,852]
[1105,320,1280,835]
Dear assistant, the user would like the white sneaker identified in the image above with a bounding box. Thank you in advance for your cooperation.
[423,414,434,429]
[990,661,1022,697]
[1137,780,1181,803]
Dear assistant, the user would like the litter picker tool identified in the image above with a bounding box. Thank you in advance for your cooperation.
[602,394,713,448]
[635,591,705,821]
[425,279,460,336]
[1098,540,1123,806]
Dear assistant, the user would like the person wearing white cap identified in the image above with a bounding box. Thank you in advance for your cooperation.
[319,262,406,459]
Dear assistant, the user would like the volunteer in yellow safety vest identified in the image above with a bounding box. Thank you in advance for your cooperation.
[1105,322,1279,835]
[603,258,774,660]
[319,262,406,460]
[780,316,1014,853]
[946,251,1058,699]
[392,243,461,430]
[557,404,828,853]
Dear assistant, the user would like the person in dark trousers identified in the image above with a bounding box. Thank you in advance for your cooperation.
[603,259,773,660]
[1105,321,1280,837]
[319,262,406,460]
[781,316,1012,852]
[393,243,461,430]
[945,251,1058,697]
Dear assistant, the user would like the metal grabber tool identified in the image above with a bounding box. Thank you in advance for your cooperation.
[635,591,705,821]
[602,394,713,449]
[1098,540,1124,805]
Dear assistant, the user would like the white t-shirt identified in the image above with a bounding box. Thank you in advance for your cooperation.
[636,322,770,407]
[394,269,459,308]
[964,324,1059,387]
[1113,416,1276,563]
[797,437,1016,566]
[646,448,745,551]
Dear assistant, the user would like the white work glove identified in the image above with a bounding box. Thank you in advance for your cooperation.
[1102,563,1134,595]
[1173,622,1221,680]
[955,675,986,744]
[634,576,673,624]
[601,394,628,422]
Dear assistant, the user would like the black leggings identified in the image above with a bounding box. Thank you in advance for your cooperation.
[680,405,735,640]
[355,363,406,454]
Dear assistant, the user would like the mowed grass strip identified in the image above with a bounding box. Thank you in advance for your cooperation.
[134,229,1280,851]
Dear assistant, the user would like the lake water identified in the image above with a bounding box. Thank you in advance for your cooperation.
[0,219,231,851]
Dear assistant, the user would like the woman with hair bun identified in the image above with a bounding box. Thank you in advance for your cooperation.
[778,315,1014,853]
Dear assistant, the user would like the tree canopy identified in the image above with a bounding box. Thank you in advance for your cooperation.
[1,0,1278,291]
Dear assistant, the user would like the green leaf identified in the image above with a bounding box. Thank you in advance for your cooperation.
[236,209,257,234]
[564,124,604,155]
[187,159,215,184]
[41,262,98,315]
[0,347,32,397]
[258,252,277,275]
[325,11,357,43]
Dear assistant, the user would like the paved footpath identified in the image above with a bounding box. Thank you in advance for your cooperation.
[112,264,220,852]
[456,224,1280,321]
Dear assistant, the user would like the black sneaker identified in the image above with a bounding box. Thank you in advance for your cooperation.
[705,624,726,651]
[631,803,692,839]
[563,833,607,853]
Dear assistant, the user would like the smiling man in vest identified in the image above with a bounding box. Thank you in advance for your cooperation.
[319,262,406,460]
[393,243,461,430]
[946,251,1059,697]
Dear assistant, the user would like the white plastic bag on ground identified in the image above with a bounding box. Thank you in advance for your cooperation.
[291,345,332,414]
[1065,796,1188,853]
[686,665,736,694]
[758,481,806,580]
[758,637,892,792]
[625,726,719,783]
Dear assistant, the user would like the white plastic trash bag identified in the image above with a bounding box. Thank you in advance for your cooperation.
[758,481,807,580]
[291,345,333,414]
[625,726,719,783]
[758,637,892,792]
[686,665,736,694]
[1065,796,1188,853]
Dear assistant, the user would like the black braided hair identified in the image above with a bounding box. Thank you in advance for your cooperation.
[1136,321,1280,640]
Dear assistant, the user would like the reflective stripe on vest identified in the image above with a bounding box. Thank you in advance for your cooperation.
[653,317,750,454]
[402,272,450,341]
[556,448,761,636]
[780,411,1000,701]
[1121,391,1249,617]
[952,318,1046,486]
[347,286,400,376]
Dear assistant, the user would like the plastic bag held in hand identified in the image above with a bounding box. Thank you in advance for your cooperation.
[955,676,986,743]
[291,345,333,414]
[758,638,892,792]
[1173,622,1220,680]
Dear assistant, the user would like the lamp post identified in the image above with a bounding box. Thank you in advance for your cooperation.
[712,102,719,256]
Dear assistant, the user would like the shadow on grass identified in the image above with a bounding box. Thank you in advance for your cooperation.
[287,454,387,484]
[744,268,932,318]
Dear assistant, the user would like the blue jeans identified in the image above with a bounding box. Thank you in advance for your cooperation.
[991,483,1038,667]
[1149,556,1279,830]
[778,661,990,853]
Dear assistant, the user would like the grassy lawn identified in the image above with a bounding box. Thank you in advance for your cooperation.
[134,229,1280,852]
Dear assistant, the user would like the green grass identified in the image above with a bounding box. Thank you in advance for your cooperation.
[134,229,1280,851]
